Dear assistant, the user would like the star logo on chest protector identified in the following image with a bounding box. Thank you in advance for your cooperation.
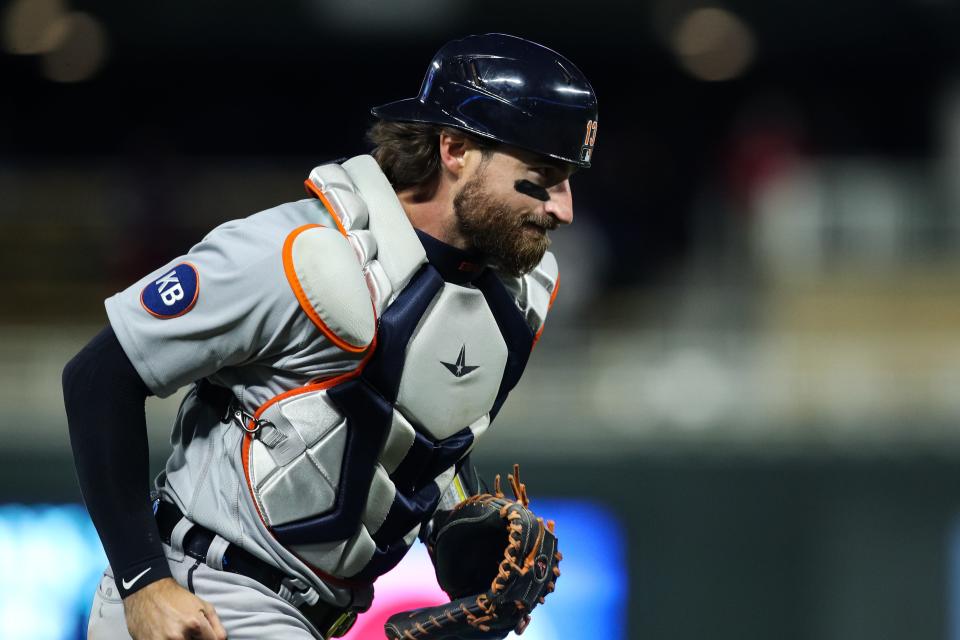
[440,345,479,378]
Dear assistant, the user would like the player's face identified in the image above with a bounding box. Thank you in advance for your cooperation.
[453,146,575,276]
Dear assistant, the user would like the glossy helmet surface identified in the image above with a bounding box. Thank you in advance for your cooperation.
[371,33,598,168]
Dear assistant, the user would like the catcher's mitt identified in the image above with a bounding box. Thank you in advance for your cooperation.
[384,465,561,639]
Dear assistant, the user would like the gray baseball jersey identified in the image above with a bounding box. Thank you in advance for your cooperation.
[104,156,559,614]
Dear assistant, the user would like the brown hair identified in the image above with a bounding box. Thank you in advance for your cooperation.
[366,120,494,201]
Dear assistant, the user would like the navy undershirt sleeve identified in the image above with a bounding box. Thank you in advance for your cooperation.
[62,326,172,598]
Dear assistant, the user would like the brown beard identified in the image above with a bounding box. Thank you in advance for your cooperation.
[453,171,555,277]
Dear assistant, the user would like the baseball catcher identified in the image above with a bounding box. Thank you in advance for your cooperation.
[63,33,596,640]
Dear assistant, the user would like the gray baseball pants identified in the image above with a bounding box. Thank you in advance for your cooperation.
[87,543,321,639]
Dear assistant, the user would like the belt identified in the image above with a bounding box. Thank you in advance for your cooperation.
[155,500,357,639]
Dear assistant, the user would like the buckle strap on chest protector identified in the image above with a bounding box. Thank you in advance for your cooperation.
[194,379,287,448]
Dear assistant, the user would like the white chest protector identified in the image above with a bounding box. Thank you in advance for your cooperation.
[240,155,558,585]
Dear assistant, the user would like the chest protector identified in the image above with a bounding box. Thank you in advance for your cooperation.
[240,155,559,585]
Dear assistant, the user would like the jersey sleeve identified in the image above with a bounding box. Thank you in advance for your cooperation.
[105,200,331,398]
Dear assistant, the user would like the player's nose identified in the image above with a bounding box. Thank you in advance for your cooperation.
[544,179,573,225]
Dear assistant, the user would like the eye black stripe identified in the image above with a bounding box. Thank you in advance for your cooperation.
[514,180,550,202]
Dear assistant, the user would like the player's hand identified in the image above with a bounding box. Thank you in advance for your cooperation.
[123,577,228,640]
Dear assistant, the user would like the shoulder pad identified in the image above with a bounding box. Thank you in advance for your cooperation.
[341,155,426,292]
[305,155,427,314]
[497,252,559,344]
[283,224,376,353]
[304,164,369,233]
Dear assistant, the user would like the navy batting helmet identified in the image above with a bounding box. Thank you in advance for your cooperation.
[371,33,599,168]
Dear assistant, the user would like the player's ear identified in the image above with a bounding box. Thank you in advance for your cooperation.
[438,130,469,178]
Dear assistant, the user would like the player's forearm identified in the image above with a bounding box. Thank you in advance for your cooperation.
[62,326,172,597]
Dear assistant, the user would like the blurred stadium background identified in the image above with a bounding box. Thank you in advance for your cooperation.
[4,0,960,638]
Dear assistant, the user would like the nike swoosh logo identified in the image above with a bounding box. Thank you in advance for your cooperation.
[121,567,152,590]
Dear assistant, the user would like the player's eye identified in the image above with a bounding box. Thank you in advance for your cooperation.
[527,162,573,187]
[528,167,555,185]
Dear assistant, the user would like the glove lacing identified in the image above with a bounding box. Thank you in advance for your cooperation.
[461,465,562,634]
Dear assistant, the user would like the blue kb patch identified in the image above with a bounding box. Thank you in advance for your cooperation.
[140,263,199,319]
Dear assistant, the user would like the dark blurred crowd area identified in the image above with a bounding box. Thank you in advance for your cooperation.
[3,0,959,323]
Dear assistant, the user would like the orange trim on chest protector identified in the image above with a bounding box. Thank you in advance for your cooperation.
[532,271,560,348]
[281,223,374,354]
[303,179,349,236]
[239,342,378,587]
